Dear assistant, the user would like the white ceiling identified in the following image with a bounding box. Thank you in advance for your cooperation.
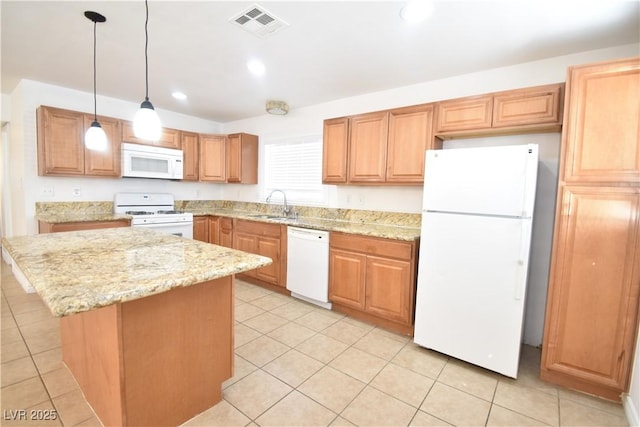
[2,1,639,123]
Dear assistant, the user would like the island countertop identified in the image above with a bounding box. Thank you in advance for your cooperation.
[1,227,272,317]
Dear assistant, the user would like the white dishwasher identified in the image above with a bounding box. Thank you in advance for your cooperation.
[286,226,332,309]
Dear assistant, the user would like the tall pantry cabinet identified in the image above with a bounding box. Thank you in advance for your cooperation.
[541,57,640,401]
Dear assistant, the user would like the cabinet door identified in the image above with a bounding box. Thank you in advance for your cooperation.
[193,216,209,242]
[199,134,226,182]
[348,112,388,183]
[542,186,640,399]
[563,58,640,184]
[234,232,257,278]
[493,84,563,128]
[329,248,366,310]
[255,236,281,286]
[219,218,233,248]
[435,95,493,133]
[181,131,199,181]
[37,106,85,176]
[226,133,258,184]
[83,115,121,177]
[386,105,434,183]
[121,121,181,149]
[365,256,412,324]
[322,117,349,183]
[208,216,220,245]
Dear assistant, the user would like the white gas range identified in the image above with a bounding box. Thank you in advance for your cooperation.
[114,193,193,239]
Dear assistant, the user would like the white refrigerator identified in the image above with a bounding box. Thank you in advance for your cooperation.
[413,144,539,378]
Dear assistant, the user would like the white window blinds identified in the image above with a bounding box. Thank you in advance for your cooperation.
[263,135,327,205]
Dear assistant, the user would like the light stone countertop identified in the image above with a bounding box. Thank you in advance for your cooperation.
[1,228,272,317]
[191,210,422,241]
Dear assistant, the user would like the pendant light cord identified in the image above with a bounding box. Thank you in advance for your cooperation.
[92,20,98,122]
[144,0,150,102]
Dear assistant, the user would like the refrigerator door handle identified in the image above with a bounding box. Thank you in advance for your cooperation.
[514,221,529,301]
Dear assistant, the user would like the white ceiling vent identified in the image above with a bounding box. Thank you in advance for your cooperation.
[229,4,289,38]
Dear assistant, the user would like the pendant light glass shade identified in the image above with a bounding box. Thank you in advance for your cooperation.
[85,121,108,151]
[84,11,107,151]
[133,99,161,141]
[133,0,161,141]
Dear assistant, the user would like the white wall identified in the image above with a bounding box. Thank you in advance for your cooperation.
[627,333,640,426]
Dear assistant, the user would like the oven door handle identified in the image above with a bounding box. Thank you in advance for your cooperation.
[131,222,192,227]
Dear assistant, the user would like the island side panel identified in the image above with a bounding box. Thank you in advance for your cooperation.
[120,276,233,427]
[60,304,126,427]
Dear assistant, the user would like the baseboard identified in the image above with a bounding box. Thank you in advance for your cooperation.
[623,393,640,427]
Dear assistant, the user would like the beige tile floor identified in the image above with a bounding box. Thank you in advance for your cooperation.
[0,260,629,426]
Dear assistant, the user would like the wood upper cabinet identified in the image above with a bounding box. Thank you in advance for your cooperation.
[121,121,181,149]
[541,186,640,400]
[542,57,640,402]
[323,105,435,185]
[226,133,258,184]
[386,105,435,183]
[562,58,640,185]
[199,134,226,182]
[493,83,563,128]
[37,106,120,177]
[435,83,564,135]
[436,95,493,133]
[348,111,389,183]
[329,232,417,334]
[233,220,286,289]
[181,131,199,181]
[322,117,349,183]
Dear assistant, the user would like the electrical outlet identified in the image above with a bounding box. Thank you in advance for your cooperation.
[41,187,54,197]
[72,187,82,197]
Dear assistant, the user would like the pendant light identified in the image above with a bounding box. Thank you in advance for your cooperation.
[84,11,108,151]
[133,0,161,141]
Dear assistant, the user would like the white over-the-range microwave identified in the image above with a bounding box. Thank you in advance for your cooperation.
[121,142,184,180]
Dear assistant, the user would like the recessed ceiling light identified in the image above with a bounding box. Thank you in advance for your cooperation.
[247,59,266,76]
[400,1,434,23]
[172,91,187,100]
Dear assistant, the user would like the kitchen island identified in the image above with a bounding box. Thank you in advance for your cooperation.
[1,228,272,427]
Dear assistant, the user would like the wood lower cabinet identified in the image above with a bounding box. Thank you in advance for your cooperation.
[541,187,639,400]
[193,216,209,242]
[39,219,130,234]
[541,57,640,401]
[219,218,233,248]
[181,131,199,181]
[233,220,287,290]
[329,232,417,335]
[121,121,181,149]
[37,106,121,177]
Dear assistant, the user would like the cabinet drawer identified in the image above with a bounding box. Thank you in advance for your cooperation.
[330,232,413,260]
[234,219,282,238]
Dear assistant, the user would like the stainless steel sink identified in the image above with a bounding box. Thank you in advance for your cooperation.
[248,214,289,221]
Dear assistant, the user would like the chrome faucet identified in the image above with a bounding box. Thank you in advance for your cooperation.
[266,189,290,217]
